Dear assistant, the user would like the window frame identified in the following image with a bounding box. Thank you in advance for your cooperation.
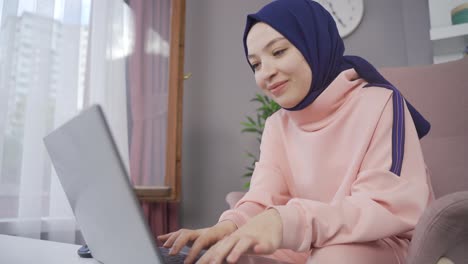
[133,0,186,202]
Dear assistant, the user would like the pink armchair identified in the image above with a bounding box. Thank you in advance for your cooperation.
[226,57,468,264]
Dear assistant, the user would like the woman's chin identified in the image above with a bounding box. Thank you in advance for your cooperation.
[267,93,300,109]
[276,98,297,109]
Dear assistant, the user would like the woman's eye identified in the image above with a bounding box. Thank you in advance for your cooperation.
[251,62,260,71]
[273,49,287,57]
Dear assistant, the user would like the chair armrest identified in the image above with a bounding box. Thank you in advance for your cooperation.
[436,257,454,264]
[407,191,468,264]
[225,191,246,209]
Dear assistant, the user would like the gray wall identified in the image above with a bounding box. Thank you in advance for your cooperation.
[180,0,432,228]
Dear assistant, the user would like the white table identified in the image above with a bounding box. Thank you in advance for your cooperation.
[0,234,293,264]
[0,234,99,264]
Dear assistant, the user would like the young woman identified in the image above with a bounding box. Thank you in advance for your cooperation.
[159,1,433,263]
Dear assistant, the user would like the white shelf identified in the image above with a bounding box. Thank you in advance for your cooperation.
[430,23,468,41]
[429,0,468,63]
[433,53,465,64]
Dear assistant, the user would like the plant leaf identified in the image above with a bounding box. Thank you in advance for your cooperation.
[241,127,260,133]
[240,121,255,128]
[245,152,257,159]
[242,172,253,178]
[247,116,256,125]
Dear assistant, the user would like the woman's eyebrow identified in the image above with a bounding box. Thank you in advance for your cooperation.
[248,37,286,60]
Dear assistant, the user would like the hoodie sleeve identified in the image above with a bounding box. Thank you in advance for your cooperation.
[219,115,292,228]
[272,96,433,251]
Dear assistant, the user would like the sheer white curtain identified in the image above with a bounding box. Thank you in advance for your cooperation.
[0,0,131,243]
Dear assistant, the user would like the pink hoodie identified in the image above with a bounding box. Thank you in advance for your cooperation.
[219,69,433,252]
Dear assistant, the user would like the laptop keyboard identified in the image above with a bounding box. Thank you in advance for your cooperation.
[159,246,200,264]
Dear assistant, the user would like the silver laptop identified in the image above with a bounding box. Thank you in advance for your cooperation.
[43,105,290,264]
[43,105,171,264]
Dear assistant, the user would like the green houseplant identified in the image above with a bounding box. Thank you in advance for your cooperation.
[241,93,281,189]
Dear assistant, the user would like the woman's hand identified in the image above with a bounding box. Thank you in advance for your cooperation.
[196,209,283,264]
[157,220,237,264]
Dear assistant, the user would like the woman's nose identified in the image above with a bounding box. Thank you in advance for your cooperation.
[260,62,277,81]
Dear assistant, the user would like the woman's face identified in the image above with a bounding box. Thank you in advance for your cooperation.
[246,22,312,108]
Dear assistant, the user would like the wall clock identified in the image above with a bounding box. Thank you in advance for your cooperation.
[314,0,365,38]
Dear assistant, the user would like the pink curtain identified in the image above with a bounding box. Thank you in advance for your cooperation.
[128,0,179,241]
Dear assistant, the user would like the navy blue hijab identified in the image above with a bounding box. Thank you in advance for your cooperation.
[243,0,430,141]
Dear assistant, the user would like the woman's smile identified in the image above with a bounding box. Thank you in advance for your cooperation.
[268,80,288,96]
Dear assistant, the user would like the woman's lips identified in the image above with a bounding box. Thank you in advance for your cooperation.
[268,80,288,96]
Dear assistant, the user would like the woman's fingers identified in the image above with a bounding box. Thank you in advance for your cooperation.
[196,237,238,264]
[226,237,255,263]
[161,231,181,248]
[253,241,275,254]
[170,229,199,255]
[184,234,213,264]
[158,222,238,264]
[157,232,173,243]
